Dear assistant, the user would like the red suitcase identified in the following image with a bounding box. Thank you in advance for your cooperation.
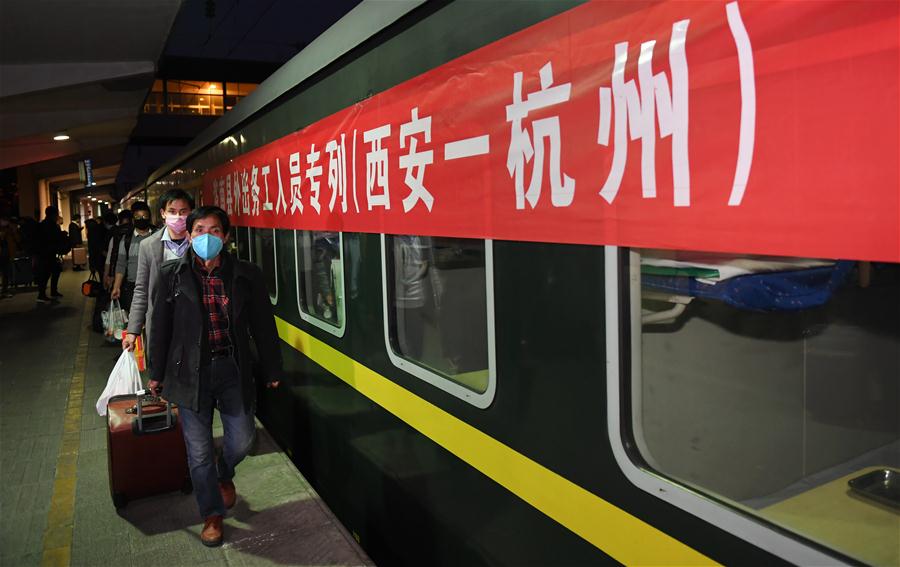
[106,393,191,508]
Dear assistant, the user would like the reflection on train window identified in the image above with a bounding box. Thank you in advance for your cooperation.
[294,230,345,335]
[384,235,490,395]
[629,249,899,565]
[249,227,278,304]
[235,226,251,261]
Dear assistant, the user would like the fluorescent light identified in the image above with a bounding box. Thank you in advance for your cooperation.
[53,133,70,141]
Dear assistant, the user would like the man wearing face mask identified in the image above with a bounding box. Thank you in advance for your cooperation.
[110,202,155,311]
[123,189,194,355]
[149,205,282,547]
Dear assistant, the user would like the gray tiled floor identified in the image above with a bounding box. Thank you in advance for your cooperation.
[1,268,373,567]
[1,271,81,567]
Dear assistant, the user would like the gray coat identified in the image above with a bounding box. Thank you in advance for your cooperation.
[125,230,168,341]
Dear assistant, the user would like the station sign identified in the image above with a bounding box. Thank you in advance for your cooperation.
[78,159,94,187]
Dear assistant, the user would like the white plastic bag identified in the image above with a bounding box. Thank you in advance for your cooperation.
[104,299,127,342]
[96,350,143,416]
[115,306,128,339]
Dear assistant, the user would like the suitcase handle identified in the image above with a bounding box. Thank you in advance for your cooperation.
[125,394,165,414]
[133,393,176,435]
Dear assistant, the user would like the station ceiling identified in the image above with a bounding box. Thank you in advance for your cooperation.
[0,0,360,186]
[0,0,183,172]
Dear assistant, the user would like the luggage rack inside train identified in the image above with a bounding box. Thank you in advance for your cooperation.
[638,253,857,324]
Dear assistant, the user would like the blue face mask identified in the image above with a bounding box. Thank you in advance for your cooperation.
[191,233,223,260]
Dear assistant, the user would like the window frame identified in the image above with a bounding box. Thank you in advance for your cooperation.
[293,230,347,338]
[603,245,848,565]
[246,226,278,305]
[380,234,497,409]
[235,226,251,262]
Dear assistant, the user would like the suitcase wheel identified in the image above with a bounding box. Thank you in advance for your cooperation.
[112,492,128,509]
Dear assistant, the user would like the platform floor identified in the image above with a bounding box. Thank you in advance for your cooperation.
[0,268,373,567]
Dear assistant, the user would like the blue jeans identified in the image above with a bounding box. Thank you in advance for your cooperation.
[179,356,255,518]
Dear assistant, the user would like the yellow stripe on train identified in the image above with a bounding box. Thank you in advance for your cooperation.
[275,316,717,566]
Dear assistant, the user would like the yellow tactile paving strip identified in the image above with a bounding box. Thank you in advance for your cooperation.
[40,302,91,567]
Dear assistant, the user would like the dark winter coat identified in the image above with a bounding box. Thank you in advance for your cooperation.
[35,218,64,259]
[149,250,283,413]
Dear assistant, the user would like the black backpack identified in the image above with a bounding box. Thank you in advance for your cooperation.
[57,230,72,255]
[107,225,133,273]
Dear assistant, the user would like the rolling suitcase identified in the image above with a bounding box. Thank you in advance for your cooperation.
[71,246,87,267]
[106,393,191,508]
[11,256,33,287]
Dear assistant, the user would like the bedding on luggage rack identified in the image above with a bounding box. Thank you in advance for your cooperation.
[639,253,855,323]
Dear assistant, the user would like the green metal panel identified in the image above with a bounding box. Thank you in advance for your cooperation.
[145,2,789,565]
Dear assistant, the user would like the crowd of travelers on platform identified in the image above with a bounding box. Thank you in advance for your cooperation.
[0,202,156,306]
[3,192,283,548]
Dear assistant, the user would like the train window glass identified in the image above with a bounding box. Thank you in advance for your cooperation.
[235,226,251,261]
[381,235,496,408]
[249,227,278,304]
[624,248,899,565]
[294,230,346,337]
[146,184,165,226]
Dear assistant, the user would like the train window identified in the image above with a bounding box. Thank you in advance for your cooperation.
[609,247,899,565]
[235,226,251,261]
[381,235,496,409]
[249,227,278,304]
[294,230,346,337]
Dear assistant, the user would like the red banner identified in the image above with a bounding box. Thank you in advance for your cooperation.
[203,1,899,262]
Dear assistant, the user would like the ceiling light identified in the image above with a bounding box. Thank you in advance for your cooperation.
[53,133,70,141]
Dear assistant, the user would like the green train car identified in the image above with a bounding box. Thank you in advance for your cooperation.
[131,2,900,565]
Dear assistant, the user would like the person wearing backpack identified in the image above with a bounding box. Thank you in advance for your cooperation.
[122,189,194,355]
[110,202,154,311]
[88,212,116,278]
[103,209,133,289]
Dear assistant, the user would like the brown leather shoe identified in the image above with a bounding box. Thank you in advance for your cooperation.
[219,480,236,509]
[200,515,224,547]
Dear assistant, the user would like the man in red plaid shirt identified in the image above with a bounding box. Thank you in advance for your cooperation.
[150,205,282,547]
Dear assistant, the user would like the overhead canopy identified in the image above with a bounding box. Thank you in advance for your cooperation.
[0,0,183,170]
